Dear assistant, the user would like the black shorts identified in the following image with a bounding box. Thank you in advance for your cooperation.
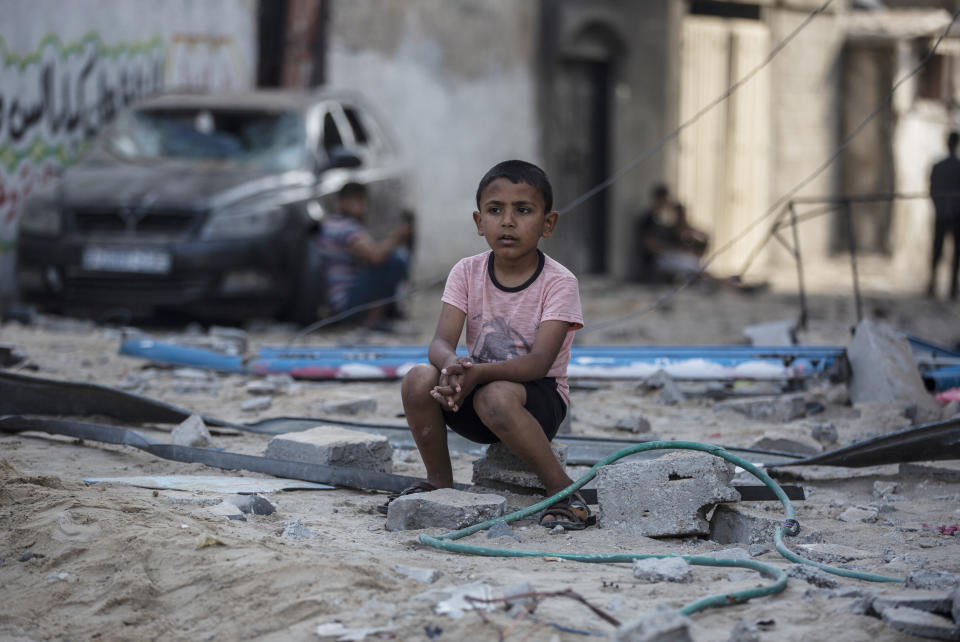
[443,377,567,444]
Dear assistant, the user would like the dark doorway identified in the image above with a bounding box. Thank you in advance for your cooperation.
[257,0,288,87]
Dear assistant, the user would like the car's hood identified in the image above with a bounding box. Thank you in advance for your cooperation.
[60,160,313,211]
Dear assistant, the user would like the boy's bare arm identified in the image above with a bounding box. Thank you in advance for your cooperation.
[428,303,466,369]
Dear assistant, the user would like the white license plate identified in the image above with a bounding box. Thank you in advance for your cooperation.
[82,247,172,274]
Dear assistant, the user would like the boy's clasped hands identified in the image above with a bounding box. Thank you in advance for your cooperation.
[429,356,475,412]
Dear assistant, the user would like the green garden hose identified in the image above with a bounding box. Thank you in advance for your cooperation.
[419,441,903,617]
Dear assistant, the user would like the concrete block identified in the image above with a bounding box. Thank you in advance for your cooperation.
[395,564,442,584]
[385,488,506,531]
[170,414,212,448]
[613,605,693,642]
[265,425,393,473]
[847,319,940,422]
[716,395,808,423]
[871,590,955,616]
[905,571,960,591]
[472,442,567,492]
[837,505,879,523]
[785,564,840,589]
[710,504,822,545]
[242,396,272,413]
[225,494,276,515]
[597,452,739,537]
[743,320,796,346]
[749,434,820,455]
[880,606,959,640]
[794,543,872,564]
[318,395,377,415]
[631,557,692,583]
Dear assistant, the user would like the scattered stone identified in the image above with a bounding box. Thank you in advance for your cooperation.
[837,505,879,523]
[810,421,839,446]
[785,564,840,589]
[880,606,959,640]
[716,396,809,423]
[900,461,960,483]
[743,320,796,346]
[225,494,276,516]
[550,524,565,535]
[658,379,686,406]
[385,488,506,531]
[170,414,212,448]
[710,504,822,546]
[413,582,496,619]
[46,571,70,583]
[847,319,940,422]
[613,414,652,434]
[749,433,820,455]
[18,550,44,562]
[265,425,393,473]
[598,452,739,537]
[315,622,398,639]
[395,564,443,584]
[873,481,899,498]
[905,570,960,591]
[472,442,567,492]
[209,326,248,354]
[871,590,955,616]
[206,502,246,521]
[701,547,751,561]
[794,543,872,564]
[165,495,222,507]
[318,395,377,416]
[0,343,26,367]
[280,520,316,539]
[748,544,771,557]
[503,582,537,611]
[241,396,272,413]
[613,605,694,642]
[266,374,299,395]
[727,619,761,642]
[172,367,210,380]
[824,384,850,406]
[631,557,693,583]
[942,401,960,420]
[244,380,277,396]
[486,521,520,541]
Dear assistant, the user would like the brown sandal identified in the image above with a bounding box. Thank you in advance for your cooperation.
[539,492,596,530]
[375,481,437,515]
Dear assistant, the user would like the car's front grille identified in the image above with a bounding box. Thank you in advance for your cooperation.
[73,209,197,236]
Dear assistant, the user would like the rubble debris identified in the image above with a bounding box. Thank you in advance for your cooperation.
[265,374,299,394]
[224,494,276,516]
[315,622,398,639]
[18,551,44,562]
[847,319,940,422]
[837,505,879,523]
[0,343,26,368]
[631,557,693,583]
[244,380,277,396]
[280,520,316,540]
[597,452,739,537]
[503,582,537,611]
[395,564,442,584]
[208,326,248,354]
[905,570,960,591]
[613,414,653,434]
[748,544,771,557]
[810,421,839,446]
[873,481,899,498]
[794,543,872,564]
[170,414,212,448]
[412,581,495,619]
[749,434,820,455]
[613,605,694,642]
[317,395,377,416]
[900,462,960,483]
[710,504,822,545]
[879,606,959,640]
[871,590,956,616]
[550,524,564,535]
[785,564,841,589]
[206,502,246,521]
[472,442,567,492]
[727,618,761,642]
[701,547,751,561]
[716,396,808,423]
[241,396,272,413]
[486,521,520,541]
[385,488,506,532]
[743,320,796,347]
[265,425,393,473]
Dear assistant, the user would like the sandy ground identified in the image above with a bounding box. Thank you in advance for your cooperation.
[2,279,960,641]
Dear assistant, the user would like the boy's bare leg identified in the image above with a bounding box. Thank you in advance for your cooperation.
[472,381,574,499]
[401,364,454,489]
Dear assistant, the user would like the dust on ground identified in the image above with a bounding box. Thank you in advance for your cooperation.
[1,278,959,641]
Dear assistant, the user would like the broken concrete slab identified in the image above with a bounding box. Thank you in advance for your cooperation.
[613,605,694,642]
[710,504,822,545]
[265,425,393,473]
[716,395,808,423]
[847,319,940,422]
[743,320,796,346]
[317,395,377,416]
[206,502,246,521]
[170,414,212,448]
[880,606,959,641]
[871,590,955,616]
[385,488,506,532]
[471,442,567,492]
[794,543,873,564]
[905,570,960,591]
[395,564,442,584]
[224,494,276,516]
[597,452,739,537]
[631,557,692,583]
[785,564,840,589]
[749,433,820,455]
[837,505,879,523]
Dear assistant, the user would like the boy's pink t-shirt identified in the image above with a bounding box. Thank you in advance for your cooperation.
[441,250,583,404]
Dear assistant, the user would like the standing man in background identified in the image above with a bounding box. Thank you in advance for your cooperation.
[929,131,960,300]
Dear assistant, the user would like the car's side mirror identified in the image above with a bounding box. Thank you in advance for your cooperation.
[326,147,362,170]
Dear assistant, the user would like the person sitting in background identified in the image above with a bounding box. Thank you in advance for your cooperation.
[320,182,412,328]
[635,184,708,283]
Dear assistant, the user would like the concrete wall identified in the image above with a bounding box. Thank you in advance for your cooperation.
[0,0,258,303]
[326,0,541,281]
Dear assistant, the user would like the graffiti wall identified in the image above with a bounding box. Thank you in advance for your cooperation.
[0,0,257,301]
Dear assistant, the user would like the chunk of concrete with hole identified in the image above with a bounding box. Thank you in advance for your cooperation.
[880,606,959,640]
[385,488,506,532]
[613,605,694,642]
[472,442,567,492]
[265,425,393,473]
[597,452,739,537]
[847,319,940,422]
[710,504,822,545]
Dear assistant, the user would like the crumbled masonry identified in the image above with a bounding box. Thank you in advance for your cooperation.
[265,425,393,473]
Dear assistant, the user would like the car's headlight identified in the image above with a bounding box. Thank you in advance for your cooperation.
[201,204,287,240]
[18,197,62,236]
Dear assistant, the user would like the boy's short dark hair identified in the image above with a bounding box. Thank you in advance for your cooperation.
[338,182,367,199]
[476,160,553,212]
